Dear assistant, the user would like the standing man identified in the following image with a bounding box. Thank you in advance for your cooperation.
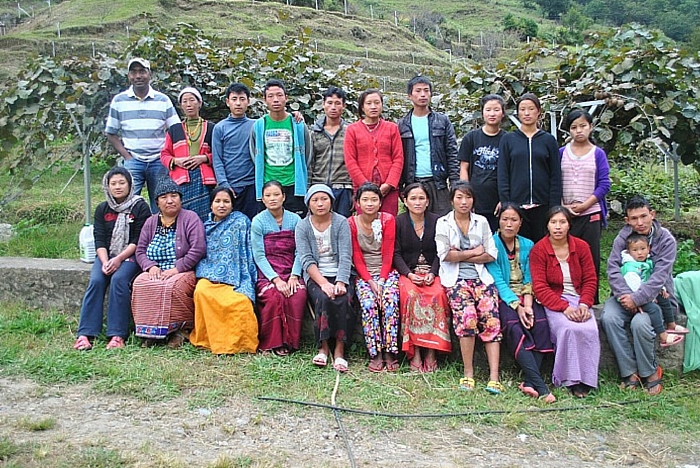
[250,79,311,217]
[308,87,353,218]
[211,83,258,220]
[397,76,459,216]
[601,195,676,395]
[105,58,180,212]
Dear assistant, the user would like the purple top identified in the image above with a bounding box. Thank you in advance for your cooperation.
[136,208,206,273]
[559,145,610,227]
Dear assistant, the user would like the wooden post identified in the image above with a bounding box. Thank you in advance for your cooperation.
[394,11,398,27]
[370,5,373,19]
[56,22,60,37]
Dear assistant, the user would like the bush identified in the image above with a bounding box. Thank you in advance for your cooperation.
[674,239,700,276]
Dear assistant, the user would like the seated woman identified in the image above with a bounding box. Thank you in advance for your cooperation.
[132,177,207,348]
[485,203,555,403]
[436,181,502,394]
[393,182,451,373]
[74,167,150,350]
[190,187,259,354]
[530,206,599,398]
[252,180,307,355]
[348,183,400,372]
[296,184,356,373]
[160,86,217,220]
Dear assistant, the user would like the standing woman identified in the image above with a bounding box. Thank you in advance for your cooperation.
[160,87,217,220]
[296,184,357,373]
[498,93,561,242]
[190,187,259,354]
[132,177,207,348]
[530,206,599,398]
[560,109,610,302]
[252,180,307,356]
[348,183,401,372]
[436,181,503,393]
[74,167,151,350]
[459,94,506,233]
[485,203,556,402]
[344,89,404,216]
[394,182,451,373]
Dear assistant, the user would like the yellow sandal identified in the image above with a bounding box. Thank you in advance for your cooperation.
[486,380,504,395]
[459,377,475,391]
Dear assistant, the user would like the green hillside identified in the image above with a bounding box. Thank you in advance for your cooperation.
[0,0,564,87]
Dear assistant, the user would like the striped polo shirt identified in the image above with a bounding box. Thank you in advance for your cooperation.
[104,86,181,162]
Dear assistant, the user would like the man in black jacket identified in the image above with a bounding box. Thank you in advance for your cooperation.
[397,76,459,215]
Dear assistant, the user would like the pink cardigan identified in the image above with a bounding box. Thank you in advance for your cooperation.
[344,119,404,190]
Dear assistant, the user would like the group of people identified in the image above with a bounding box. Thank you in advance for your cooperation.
[74,57,686,401]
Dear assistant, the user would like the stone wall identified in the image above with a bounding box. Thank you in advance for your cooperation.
[0,256,686,374]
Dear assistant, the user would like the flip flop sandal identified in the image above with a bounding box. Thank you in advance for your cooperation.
[486,380,505,395]
[459,377,475,391]
[385,360,400,372]
[333,357,349,373]
[106,336,125,350]
[661,333,684,348]
[409,361,423,373]
[312,352,328,367]
[368,359,385,373]
[644,366,663,395]
[619,373,642,390]
[667,324,689,335]
[423,359,438,373]
[73,336,93,351]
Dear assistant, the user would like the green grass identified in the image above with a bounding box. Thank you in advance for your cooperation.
[1,302,700,439]
[15,417,57,432]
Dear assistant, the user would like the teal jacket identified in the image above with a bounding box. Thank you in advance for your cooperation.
[250,116,311,200]
[486,234,534,306]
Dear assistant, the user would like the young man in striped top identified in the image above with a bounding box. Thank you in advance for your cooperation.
[105,58,181,212]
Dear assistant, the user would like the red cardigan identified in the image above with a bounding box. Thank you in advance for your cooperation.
[530,235,597,311]
[348,212,396,281]
[344,119,404,190]
[160,121,216,186]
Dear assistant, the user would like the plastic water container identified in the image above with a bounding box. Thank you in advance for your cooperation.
[79,224,95,263]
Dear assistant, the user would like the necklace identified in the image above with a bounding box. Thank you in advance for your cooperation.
[185,118,203,144]
[363,120,380,133]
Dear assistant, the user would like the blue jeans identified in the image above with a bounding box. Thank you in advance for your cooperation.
[123,158,168,213]
[77,257,141,339]
[601,297,657,379]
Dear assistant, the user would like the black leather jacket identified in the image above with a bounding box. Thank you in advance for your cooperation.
[397,109,459,190]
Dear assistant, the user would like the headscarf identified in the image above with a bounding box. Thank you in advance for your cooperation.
[102,167,145,257]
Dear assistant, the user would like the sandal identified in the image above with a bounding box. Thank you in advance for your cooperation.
[409,361,423,373]
[368,359,384,373]
[644,366,663,395]
[385,359,400,372]
[166,331,188,349]
[667,324,689,335]
[273,347,290,356]
[333,357,349,373]
[619,373,642,390]
[423,359,438,373]
[312,352,328,367]
[518,382,539,398]
[459,377,475,391]
[540,393,557,404]
[486,380,505,395]
[660,333,684,348]
[106,336,125,350]
[73,335,93,351]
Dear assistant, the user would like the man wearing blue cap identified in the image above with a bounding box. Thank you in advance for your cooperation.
[105,57,181,212]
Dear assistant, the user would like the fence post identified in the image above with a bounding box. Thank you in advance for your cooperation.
[56,22,60,37]
[343,0,347,15]
[126,25,129,39]
[394,11,398,27]
[370,5,373,20]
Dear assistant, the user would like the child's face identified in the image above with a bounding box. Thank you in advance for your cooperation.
[628,240,650,261]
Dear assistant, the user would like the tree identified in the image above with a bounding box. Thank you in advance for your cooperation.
[535,0,570,18]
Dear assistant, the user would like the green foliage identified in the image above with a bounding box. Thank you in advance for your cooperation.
[608,165,700,212]
[535,0,570,18]
[673,239,700,276]
[503,13,539,39]
[444,24,700,167]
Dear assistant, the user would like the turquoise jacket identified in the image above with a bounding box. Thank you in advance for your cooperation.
[486,234,534,306]
[250,116,311,200]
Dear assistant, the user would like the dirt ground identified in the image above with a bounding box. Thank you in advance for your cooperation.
[2,378,700,467]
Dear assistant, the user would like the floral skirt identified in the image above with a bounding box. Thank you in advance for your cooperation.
[446,278,501,342]
[399,275,452,358]
[356,270,400,357]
